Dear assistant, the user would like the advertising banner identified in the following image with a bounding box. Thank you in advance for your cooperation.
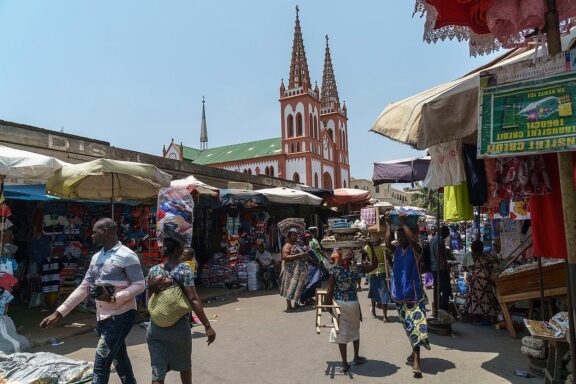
[479,72,576,157]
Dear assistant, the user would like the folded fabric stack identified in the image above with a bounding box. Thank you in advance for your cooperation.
[277,218,306,238]
[156,188,194,247]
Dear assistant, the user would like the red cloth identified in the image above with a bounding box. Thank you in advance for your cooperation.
[529,154,575,259]
[426,0,492,35]
[0,273,17,291]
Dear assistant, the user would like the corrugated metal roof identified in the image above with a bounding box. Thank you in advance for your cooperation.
[183,138,282,165]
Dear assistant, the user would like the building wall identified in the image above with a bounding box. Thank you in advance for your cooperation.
[350,177,392,202]
[286,156,307,183]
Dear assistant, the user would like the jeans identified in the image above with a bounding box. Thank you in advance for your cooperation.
[432,270,452,314]
[93,309,137,384]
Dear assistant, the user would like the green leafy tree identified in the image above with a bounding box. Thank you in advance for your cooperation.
[412,183,442,216]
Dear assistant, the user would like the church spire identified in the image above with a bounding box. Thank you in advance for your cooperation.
[200,97,208,150]
[288,5,311,90]
[321,35,340,111]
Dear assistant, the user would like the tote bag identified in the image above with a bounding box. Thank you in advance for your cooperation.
[148,285,192,327]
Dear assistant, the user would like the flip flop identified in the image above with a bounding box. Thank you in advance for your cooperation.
[352,357,367,366]
[413,369,423,378]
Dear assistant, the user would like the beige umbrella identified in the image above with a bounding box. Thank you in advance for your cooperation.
[47,158,172,215]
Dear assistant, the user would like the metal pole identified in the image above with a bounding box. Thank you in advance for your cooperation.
[546,0,576,379]
[111,173,115,218]
[538,257,547,320]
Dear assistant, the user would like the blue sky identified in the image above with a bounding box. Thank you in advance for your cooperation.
[0,1,499,180]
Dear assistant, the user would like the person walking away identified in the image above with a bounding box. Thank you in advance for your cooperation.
[364,234,391,322]
[255,243,276,289]
[325,245,378,373]
[146,237,216,384]
[464,240,499,324]
[429,225,452,317]
[279,228,308,312]
[40,218,144,384]
[386,214,430,378]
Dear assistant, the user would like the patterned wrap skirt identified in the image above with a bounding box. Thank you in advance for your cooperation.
[396,299,431,350]
[368,274,391,304]
[279,259,308,302]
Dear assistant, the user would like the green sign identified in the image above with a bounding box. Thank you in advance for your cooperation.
[479,72,576,157]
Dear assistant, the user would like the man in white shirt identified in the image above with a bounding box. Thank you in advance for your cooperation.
[255,244,276,289]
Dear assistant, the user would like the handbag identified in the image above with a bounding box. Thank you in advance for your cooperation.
[148,284,192,327]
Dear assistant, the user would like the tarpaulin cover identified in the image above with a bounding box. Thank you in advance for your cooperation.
[372,156,431,186]
[219,189,268,206]
[170,175,219,198]
[0,352,92,383]
[256,187,322,206]
[326,188,371,206]
[3,184,59,201]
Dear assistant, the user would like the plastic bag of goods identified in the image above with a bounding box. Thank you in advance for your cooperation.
[247,261,260,292]
[156,187,194,247]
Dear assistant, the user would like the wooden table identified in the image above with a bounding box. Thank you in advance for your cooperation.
[496,262,567,338]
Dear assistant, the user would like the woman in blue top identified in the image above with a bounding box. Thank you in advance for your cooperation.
[386,214,429,378]
[325,246,378,374]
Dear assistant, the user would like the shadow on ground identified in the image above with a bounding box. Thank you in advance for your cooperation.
[325,359,400,379]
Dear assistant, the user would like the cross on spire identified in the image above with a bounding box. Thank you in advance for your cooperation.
[321,34,340,110]
[288,5,310,90]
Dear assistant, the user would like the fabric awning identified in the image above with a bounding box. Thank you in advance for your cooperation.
[372,156,431,186]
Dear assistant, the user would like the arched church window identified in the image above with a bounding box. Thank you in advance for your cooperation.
[296,113,303,136]
[293,172,300,183]
[287,115,294,138]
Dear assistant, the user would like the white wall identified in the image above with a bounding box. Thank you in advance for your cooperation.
[311,159,322,188]
[340,168,349,188]
[165,145,181,160]
[222,159,279,175]
[286,157,307,182]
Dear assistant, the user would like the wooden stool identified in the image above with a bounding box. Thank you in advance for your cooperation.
[315,288,341,334]
[544,339,569,384]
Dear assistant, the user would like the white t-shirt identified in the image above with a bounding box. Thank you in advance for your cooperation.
[256,251,274,267]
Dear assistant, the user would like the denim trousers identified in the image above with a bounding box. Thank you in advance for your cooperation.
[93,309,137,384]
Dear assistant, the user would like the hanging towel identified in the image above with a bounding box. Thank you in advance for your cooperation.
[443,183,474,222]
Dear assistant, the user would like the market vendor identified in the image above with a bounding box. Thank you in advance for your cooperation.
[465,240,499,324]
[255,243,276,289]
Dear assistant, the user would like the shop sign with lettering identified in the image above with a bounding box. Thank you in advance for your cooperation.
[479,72,576,157]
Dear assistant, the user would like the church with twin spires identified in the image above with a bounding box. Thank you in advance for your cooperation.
[163,7,350,189]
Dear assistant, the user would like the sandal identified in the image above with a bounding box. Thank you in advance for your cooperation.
[413,369,423,378]
[352,356,367,366]
[338,364,350,374]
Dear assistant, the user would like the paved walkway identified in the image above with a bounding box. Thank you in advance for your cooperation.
[33,289,541,383]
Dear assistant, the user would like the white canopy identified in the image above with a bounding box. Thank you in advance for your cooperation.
[256,187,322,206]
[0,145,69,180]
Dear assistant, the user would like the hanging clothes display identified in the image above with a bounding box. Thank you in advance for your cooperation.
[529,154,569,259]
[443,183,473,222]
[484,158,503,209]
[424,140,467,189]
[462,144,487,206]
[495,155,551,200]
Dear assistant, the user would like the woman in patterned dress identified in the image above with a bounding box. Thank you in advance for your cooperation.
[146,237,216,384]
[325,247,378,373]
[279,228,308,312]
[464,240,499,323]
